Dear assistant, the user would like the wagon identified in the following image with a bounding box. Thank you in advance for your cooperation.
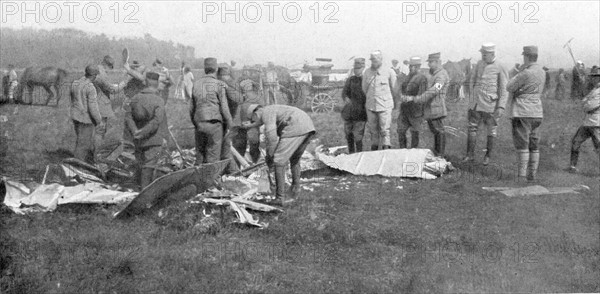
[292,59,345,113]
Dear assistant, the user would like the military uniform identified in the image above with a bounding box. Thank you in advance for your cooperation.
[398,57,428,149]
[191,58,233,165]
[238,77,263,163]
[571,63,586,100]
[506,46,545,180]
[341,58,368,153]
[218,66,245,174]
[70,66,103,163]
[7,67,18,103]
[244,104,315,200]
[465,44,509,164]
[569,80,600,170]
[408,53,450,157]
[125,72,169,189]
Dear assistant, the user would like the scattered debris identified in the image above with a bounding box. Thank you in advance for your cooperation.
[482,185,590,197]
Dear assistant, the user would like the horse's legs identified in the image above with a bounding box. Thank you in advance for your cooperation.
[53,83,62,105]
[43,84,54,105]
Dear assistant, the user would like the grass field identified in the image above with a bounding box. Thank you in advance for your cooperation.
[1,72,599,293]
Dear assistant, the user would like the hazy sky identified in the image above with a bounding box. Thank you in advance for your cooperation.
[2,1,599,69]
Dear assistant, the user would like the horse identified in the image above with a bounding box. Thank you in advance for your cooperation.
[16,66,68,105]
[443,58,472,102]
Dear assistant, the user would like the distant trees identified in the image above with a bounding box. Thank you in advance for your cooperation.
[0,27,203,70]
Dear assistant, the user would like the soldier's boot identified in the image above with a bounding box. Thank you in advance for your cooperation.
[398,133,408,149]
[516,149,530,179]
[568,150,579,172]
[436,132,447,158]
[527,151,540,181]
[289,162,302,197]
[273,165,287,205]
[483,136,494,166]
[355,141,363,153]
[410,131,420,149]
[462,131,477,162]
[371,145,379,151]
[346,136,355,154]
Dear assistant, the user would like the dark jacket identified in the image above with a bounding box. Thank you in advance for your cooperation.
[401,72,428,118]
[221,79,245,126]
[341,75,367,121]
[190,75,233,127]
[125,87,168,148]
[70,77,102,125]
[412,68,450,119]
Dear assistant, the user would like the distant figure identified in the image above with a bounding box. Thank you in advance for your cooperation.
[298,64,312,84]
[506,46,545,181]
[264,61,279,105]
[542,66,551,99]
[391,59,401,76]
[572,60,586,100]
[70,65,103,164]
[7,64,18,103]
[341,58,368,153]
[182,66,194,101]
[555,68,567,100]
[398,56,428,149]
[463,43,508,165]
[124,72,169,189]
[152,58,174,104]
[567,76,600,173]
[362,50,397,151]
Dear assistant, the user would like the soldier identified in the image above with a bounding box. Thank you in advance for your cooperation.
[506,46,546,181]
[264,62,279,105]
[182,66,194,101]
[218,65,245,174]
[125,72,169,189]
[341,58,368,153]
[238,70,264,163]
[190,57,233,165]
[93,55,127,159]
[70,65,104,163]
[362,50,397,150]
[555,68,567,100]
[463,43,509,165]
[242,104,316,204]
[397,56,428,149]
[401,52,450,158]
[572,60,586,100]
[567,76,600,173]
[152,58,174,104]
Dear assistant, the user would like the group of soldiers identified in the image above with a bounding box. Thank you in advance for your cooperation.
[340,43,600,181]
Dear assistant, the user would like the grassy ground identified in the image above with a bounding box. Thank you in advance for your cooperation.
[1,76,599,293]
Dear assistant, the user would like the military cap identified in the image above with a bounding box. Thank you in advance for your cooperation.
[204,57,218,69]
[354,58,365,69]
[409,56,422,65]
[479,43,496,53]
[102,55,115,69]
[369,50,383,60]
[522,46,538,55]
[426,52,441,62]
[146,71,160,81]
[217,66,231,76]
[85,65,100,76]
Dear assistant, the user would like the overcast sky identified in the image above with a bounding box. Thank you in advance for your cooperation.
[2,1,599,69]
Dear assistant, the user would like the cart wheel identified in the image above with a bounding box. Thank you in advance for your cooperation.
[311,93,335,113]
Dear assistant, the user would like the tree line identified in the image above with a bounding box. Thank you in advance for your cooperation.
[0,27,204,70]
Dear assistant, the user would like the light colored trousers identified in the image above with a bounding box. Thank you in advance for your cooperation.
[367,109,393,147]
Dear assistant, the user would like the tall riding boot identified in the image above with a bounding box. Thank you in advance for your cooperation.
[346,136,355,154]
[527,151,540,181]
[464,131,477,161]
[398,132,408,149]
[516,149,530,178]
[435,132,446,157]
[274,165,287,199]
[570,150,579,168]
[355,140,363,152]
[410,131,420,149]
[483,136,494,165]
[289,163,301,197]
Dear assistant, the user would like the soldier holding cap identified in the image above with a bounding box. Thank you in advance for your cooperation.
[190,57,233,165]
[125,71,169,189]
[463,43,509,165]
[241,104,316,204]
[506,45,546,181]
[362,50,397,150]
[401,52,450,157]
[70,65,103,163]
[341,58,368,153]
[398,56,428,149]
[152,58,174,103]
